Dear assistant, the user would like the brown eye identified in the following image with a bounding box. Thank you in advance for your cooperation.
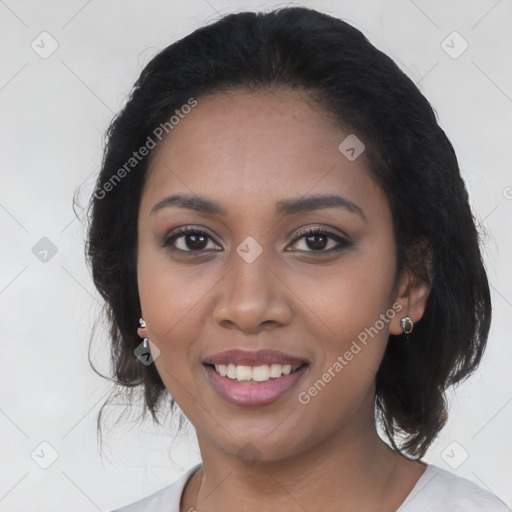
[182,232,208,250]
[304,232,329,250]
[289,228,352,254]
[163,227,221,253]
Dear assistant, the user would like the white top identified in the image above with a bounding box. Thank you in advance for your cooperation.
[110,463,511,512]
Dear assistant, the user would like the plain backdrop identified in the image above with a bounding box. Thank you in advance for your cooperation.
[0,0,511,510]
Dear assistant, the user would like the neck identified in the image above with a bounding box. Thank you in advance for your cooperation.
[184,402,424,512]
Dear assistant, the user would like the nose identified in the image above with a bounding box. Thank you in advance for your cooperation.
[212,246,293,333]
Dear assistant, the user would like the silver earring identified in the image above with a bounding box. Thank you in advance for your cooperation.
[401,316,414,335]
[139,318,150,348]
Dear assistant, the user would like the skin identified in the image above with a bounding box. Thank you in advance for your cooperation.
[136,90,431,512]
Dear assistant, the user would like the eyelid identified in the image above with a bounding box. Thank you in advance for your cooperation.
[291,225,350,242]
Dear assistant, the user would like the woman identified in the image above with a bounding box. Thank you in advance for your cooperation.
[86,7,510,512]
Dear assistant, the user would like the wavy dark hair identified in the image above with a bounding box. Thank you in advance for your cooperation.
[84,7,491,458]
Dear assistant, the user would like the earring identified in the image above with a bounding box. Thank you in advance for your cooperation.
[400,316,414,337]
[138,318,149,348]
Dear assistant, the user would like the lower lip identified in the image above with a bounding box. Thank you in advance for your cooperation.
[204,364,309,407]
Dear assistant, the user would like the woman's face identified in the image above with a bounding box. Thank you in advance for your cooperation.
[137,90,416,461]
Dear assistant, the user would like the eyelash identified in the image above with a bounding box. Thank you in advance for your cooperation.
[162,226,352,256]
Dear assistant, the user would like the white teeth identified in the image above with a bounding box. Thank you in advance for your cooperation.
[213,363,302,382]
[252,365,270,382]
[236,365,253,381]
[269,364,283,378]
[227,363,237,379]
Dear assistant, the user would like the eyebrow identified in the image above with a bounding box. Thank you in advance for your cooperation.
[150,193,365,220]
[275,194,365,219]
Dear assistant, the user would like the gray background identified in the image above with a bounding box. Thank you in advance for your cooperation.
[1,0,511,510]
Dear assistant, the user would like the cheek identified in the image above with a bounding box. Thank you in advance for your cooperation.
[136,243,226,401]
[137,235,215,332]
[292,269,394,437]
[137,264,206,408]
[301,246,397,395]
[305,255,396,343]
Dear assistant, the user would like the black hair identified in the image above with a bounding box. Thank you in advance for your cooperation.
[85,7,491,458]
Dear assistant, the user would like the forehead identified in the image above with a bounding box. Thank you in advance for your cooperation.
[140,90,387,221]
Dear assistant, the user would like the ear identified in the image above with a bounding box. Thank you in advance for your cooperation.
[137,326,148,339]
[389,241,432,336]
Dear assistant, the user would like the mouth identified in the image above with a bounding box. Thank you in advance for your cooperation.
[202,349,310,407]
[204,362,307,383]
[202,348,310,406]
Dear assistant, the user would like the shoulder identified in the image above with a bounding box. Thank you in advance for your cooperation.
[398,464,511,512]
[108,464,202,512]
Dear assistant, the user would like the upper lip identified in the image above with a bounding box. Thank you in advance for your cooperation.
[203,349,308,366]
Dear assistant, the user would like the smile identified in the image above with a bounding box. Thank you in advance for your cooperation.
[203,362,309,407]
[212,363,304,382]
